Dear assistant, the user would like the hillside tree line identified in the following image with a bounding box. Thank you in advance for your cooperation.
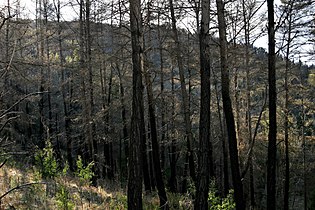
[0,0,315,209]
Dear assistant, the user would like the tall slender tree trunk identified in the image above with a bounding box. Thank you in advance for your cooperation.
[168,0,196,184]
[169,136,177,193]
[234,69,241,145]
[85,1,98,182]
[79,0,90,163]
[267,0,277,209]
[104,66,114,179]
[295,60,308,210]
[117,66,129,176]
[43,0,53,136]
[147,131,156,190]
[56,0,73,171]
[213,71,229,196]
[128,0,144,208]
[143,58,169,210]
[194,0,212,208]
[284,2,293,209]
[100,60,106,178]
[301,90,307,210]
[3,0,11,114]
[169,65,178,193]
[216,0,245,209]
[143,8,169,207]
[242,0,255,207]
[36,0,45,148]
[158,12,166,171]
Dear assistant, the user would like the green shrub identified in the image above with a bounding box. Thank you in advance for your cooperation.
[208,189,235,210]
[75,156,94,185]
[34,140,58,179]
[56,185,74,210]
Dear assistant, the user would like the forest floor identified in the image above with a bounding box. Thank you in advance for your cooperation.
[0,161,192,210]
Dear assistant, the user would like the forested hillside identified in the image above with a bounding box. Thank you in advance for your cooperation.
[0,0,314,209]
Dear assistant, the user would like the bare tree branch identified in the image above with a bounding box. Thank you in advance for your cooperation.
[0,182,46,201]
[241,86,268,179]
[0,14,15,31]
[0,159,7,169]
[0,92,47,119]
[0,116,20,133]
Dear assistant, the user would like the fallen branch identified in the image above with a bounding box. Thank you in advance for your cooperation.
[0,182,46,201]
[0,159,7,169]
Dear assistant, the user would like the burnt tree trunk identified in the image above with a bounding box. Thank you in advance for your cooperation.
[267,0,277,209]
[128,0,144,208]
[56,0,73,171]
[194,0,213,208]
[216,0,245,209]
[143,60,169,209]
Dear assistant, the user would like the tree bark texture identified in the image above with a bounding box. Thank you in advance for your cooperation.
[194,0,213,208]
[213,71,229,196]
[216,0,245,209]
[128,0,144,208]
[267,0,277,209]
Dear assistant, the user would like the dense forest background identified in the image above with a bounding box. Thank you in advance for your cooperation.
[0,0,315,209]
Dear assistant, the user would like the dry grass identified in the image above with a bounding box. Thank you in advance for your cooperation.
[0,162,192,209]
[0,163,126,209]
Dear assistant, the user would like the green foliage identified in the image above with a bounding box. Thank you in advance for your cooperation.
[56,185,74,210]
[62,161,69,176]
[108,193,127,209]
[208,182,236,210]
[75,156,94,185]
[34,140,58,179]
[208,190,235,210]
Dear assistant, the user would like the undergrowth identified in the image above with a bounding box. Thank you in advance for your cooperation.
[0,143,234,209]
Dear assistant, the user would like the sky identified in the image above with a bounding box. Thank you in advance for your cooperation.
[1,0,282,22]
[1,0,313,64]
